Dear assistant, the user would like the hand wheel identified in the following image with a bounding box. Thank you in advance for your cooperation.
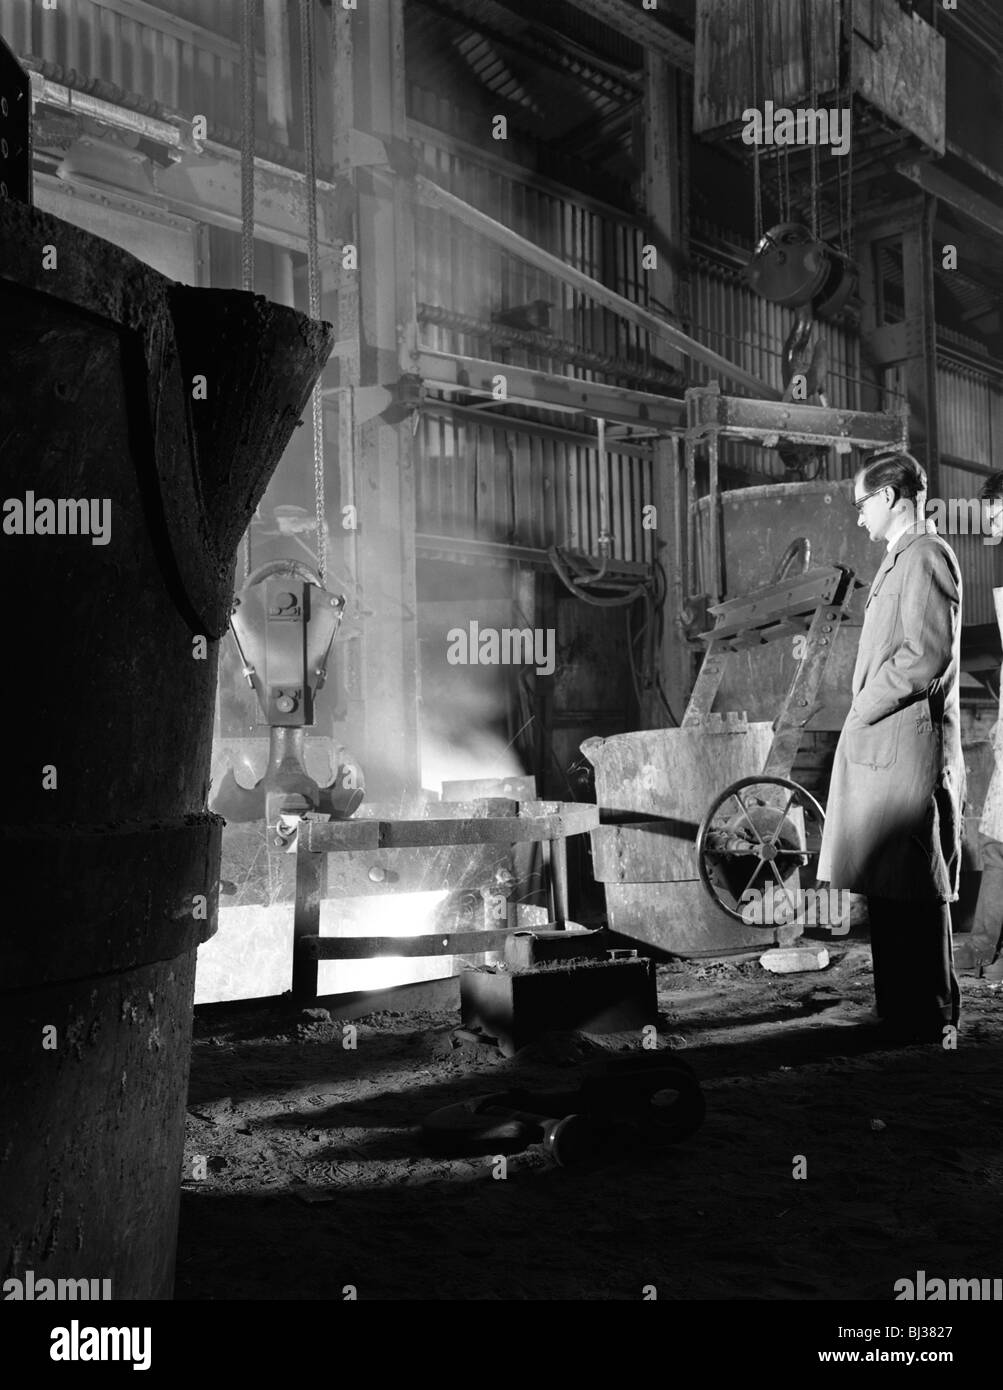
[696,775,825,925]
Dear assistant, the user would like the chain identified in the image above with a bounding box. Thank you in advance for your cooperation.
[239,0,256,581]
[805,0,819,239]
[845,0,855,260]
[749,0,762,243]
[300,0,326,587]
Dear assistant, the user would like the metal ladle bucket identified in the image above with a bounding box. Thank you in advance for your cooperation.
[0,196,333,1299]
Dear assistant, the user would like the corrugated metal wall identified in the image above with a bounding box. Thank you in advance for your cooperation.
[937,357,1003,626]
[10,4,1001,620]
[412,112,656,563]
[2,0,254,129]
[416,409,654,562]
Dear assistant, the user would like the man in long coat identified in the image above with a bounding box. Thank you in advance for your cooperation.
[818,450,963,1039]
[969,471,1003,980]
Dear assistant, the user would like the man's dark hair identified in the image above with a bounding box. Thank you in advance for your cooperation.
[857,450,927,505]
[979,470,1003,501]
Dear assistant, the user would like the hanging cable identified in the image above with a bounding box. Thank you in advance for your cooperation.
[845,0,855,261]
[239,0,256,581]
[300,0,327,588]
[548,547,649,607]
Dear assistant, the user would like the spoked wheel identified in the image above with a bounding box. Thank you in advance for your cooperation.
[696,776,825,925]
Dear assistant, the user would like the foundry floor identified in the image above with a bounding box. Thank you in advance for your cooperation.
[176,938,1003,1300]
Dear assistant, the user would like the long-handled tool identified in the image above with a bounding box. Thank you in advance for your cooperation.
[421,1055,705,1164]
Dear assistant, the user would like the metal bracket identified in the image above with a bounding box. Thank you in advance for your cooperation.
[325,376,425,424]
[1,816,222,989]
[331,128,418,178]
[863,317,927,367]
[1,38,32,204]
[682,565,857,757]
[685,383,908,450]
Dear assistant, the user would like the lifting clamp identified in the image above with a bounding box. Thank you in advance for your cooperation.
[210,559,364,844]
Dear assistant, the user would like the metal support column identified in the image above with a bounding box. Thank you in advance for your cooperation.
[644,51,690,725]
[332,0,421,797]
[902,196,941,498]
[654,434,688,724]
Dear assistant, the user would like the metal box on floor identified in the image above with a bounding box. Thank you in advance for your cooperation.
[460,955,656,1057]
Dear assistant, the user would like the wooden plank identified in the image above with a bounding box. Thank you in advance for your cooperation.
[854,0,945,155]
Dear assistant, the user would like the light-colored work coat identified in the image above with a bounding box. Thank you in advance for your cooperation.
[818,524,964,901]
[979,587,1003,842]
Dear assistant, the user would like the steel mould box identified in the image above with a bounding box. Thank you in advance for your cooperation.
[460,956,657,1057]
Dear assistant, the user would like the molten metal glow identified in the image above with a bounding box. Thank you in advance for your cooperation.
[421,731,523,794]
[318,889,452,994]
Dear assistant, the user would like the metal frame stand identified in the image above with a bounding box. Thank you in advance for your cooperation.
[290,800,599,1003]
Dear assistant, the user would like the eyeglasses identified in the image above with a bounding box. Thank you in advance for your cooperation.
[853,489,886,512]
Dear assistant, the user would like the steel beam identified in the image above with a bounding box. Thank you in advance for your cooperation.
[406,117,637,224]
[416,532,651,575]
[303,803,599,851]
[301,930,515,959]
[568,0,695,71]
[643,52,687,358]
[332,0,422,798]
[899,159,1003,240]
[653,434,689,722]
[901,197,941,494]
[643,53,691,722]
[29,70,190,151]
[414,174,778,399]
[419,400,656,459]
[31,73,344,256]
[157,146,342,256]
[419,349,685,429]
[685,386,908,449]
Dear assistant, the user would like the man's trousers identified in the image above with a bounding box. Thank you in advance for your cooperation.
[970,834,1003,967]
[866,896,961,1030]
